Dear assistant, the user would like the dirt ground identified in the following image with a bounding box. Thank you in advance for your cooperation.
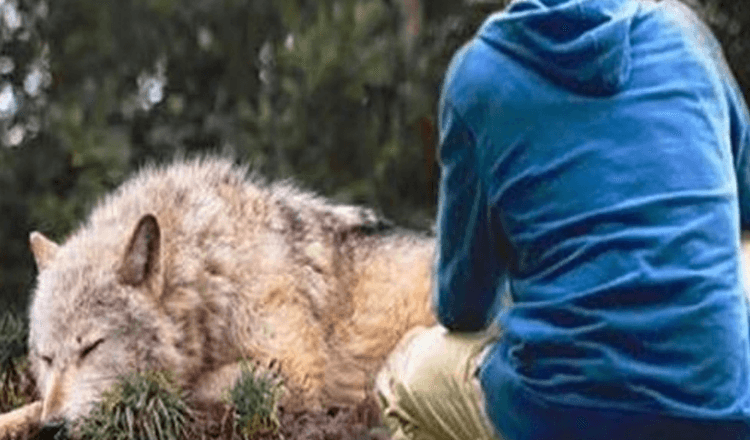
[271,399,390,440]
[1,362,392,440]
[191,396,390,440]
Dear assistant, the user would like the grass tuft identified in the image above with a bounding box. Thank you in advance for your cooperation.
[74,370,191,440]
[0,356,35,414]
[228,361,284,438]
[0,312,34,413]
[0,312,28,368]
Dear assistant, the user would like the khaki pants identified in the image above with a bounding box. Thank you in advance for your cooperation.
[374,325,504,440]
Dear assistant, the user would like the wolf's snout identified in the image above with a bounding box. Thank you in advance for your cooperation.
[40,373,66,425]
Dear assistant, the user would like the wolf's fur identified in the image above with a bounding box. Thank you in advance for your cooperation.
[19,157,436,427]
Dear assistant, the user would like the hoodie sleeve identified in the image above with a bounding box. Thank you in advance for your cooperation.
[434,101,504,332]
[728,78,750,230]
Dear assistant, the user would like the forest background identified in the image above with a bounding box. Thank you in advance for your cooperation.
[0,0,747,316]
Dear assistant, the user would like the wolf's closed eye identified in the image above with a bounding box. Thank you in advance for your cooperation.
[80,338,104,359]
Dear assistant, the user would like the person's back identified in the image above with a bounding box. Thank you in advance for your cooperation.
[424,0,750,439]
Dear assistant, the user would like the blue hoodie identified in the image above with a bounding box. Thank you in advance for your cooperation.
[435,0,750,439]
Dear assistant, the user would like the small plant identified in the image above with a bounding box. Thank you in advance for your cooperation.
[0,356,35,413]
[229,361,284,438]
[0,312,34,413]
[74,370,191,440]
[0,312,28,367]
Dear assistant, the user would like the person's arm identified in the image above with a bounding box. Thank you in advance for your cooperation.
[728,78,750,231]
[671,0,750,230]
[434,101,504,332]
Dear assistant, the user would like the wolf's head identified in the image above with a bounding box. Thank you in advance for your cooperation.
[27,214,179,425]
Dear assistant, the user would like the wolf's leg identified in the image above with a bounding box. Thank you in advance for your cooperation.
[191,363,245,402]
[0,401,42,439]
[191,361,286,405]
[192,358,327,414]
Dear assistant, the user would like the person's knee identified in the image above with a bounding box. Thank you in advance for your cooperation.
[376,325,437,390]
[378,324,493,395]
[374,325,502,440]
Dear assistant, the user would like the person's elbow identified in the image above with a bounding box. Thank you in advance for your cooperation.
[435,301,490,332]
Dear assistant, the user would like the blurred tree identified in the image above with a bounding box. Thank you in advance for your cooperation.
[0,0,502,314]
[0,0,747,316]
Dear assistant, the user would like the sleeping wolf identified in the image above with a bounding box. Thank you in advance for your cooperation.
[0,157,436,435]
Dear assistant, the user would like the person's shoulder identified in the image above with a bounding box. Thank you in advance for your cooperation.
[648,1,734,88]
[645,0,723,58]
[441,37,506,111]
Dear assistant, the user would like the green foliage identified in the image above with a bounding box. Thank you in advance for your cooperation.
[249,0,506,225]
[0,312,34,413]
[229,361,283,438]
[0,357,33,413]
[0,311,27,366]
[0,0,465,315]
[0,0,747,320]
[74,370,191,440]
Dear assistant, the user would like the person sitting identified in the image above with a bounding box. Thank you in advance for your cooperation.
[375,1,750,439]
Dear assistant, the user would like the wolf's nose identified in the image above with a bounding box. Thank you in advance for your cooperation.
[37,419,66,440]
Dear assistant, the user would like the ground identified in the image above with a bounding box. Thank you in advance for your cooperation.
[191,396,390,440]
[0,359,392,440]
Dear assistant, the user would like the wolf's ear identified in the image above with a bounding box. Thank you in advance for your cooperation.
[119,214,161,287]
[29,232,59,271]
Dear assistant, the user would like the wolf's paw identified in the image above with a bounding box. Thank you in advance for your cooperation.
[0,401,42,439]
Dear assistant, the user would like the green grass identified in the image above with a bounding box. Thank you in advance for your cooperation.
[73,370,191,440]
[0,356,33,413]
[0,310,288,440]
[228,361,284,438]
[0,312,28,368]
[0,312,33,413]
[69,362,284,440]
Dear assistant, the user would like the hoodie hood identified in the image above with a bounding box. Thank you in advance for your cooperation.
[479,0,639,96]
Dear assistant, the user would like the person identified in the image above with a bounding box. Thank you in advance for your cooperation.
[374,0,750,439]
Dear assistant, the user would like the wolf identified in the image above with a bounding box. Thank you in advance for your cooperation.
[0,157,436,436]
